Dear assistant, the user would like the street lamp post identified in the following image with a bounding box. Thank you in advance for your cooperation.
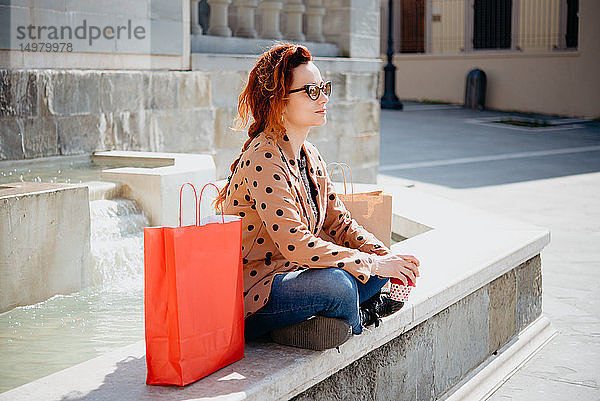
[381,0,403,110]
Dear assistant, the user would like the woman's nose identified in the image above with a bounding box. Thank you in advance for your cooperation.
[319,91,329,104]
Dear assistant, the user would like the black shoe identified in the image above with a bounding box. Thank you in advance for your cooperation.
[270,316,352,351]
[359,305,381,328]
[360,290,404,328]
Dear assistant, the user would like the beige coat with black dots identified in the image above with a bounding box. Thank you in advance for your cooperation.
[223,130,391,317]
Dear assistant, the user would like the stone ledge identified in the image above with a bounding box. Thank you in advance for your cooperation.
[191,36,339,57]
[0,181,79,198]
[0,182,91,312]
[440,315,556,401]
[95,150,216,226]
[0,50,188,71]
[192,53,382,73]
[84,180,127,201]
[1,182,550,400]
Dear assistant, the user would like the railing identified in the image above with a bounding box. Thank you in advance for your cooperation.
[190,0,327,43]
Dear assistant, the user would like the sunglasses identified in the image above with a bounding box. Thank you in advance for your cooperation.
[289,81,332,101]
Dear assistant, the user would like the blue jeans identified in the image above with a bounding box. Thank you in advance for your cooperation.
[244,267,389,340]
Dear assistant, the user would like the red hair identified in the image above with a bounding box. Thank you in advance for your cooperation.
[213,43,312,210]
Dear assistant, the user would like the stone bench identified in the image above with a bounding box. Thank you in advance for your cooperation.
[1,178,553,401]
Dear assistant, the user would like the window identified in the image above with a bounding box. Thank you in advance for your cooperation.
[473,0,512,49]
[400,0,425,53]
[565,0,578,48]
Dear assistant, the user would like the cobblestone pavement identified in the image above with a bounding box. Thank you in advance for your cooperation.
[379,104,600,400]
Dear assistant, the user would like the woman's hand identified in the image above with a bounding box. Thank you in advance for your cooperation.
[372,253,420,286]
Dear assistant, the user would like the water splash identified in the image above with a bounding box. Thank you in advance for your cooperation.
[0,197,149,393]
[89,198,149,289]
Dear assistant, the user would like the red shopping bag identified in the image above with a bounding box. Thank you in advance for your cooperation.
[144,183,245,386]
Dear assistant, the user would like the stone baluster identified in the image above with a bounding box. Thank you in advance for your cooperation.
[283,0,305,41]
[260,1,283,39]
[190,0,202,34]
[305,0,325,43]
[207,0,233,36]
[234,0,258,38]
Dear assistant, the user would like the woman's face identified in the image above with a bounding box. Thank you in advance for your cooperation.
[283,61,329,131]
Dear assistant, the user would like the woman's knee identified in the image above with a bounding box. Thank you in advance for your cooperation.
[312,268,361,331]
[312,268,359,307]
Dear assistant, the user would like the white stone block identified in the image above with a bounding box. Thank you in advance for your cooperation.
[112,17,153,55]
[97,151,217,227]
[209,70,247,108]
[64,0,147,17]
[347,73,378,101]
[150,0,181,21]
[214,107,244,147]
[0,182,90,312]
[179,72,211,109]
[149,108,215,153]
[149,18,185,56]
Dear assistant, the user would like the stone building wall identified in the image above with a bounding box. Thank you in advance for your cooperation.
[0,60,381,183]
[0,0,189,70]
[1,0,383,182]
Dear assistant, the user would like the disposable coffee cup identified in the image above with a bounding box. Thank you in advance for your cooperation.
[390,278,413,302]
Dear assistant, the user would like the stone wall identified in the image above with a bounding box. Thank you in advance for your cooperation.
[292,255,543,401]
[0,69,213,158]
[0,61,381,183]
[0,0,189,70]
[0,183,91,313]
[323,0,381,58]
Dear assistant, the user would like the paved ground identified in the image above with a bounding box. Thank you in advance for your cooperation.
[378,103,600,400]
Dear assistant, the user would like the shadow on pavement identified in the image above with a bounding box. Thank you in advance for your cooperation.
[379,105,600,188]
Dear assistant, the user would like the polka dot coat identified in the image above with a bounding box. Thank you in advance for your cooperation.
[223,130,391,318]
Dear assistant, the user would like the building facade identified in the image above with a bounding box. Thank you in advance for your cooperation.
[380,0,599,118]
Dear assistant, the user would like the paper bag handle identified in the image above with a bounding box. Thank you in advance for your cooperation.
[327,162,355,196]
[179,182,198,227]
[199,183,225,224]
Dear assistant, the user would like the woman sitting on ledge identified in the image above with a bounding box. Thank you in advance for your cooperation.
[214,43,420,350]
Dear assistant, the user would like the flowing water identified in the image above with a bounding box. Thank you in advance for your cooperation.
[0,197,148,394]
[0,158,105,185]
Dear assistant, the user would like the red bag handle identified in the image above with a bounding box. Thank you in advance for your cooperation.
[179,182,198,227]
[199,183,225,224]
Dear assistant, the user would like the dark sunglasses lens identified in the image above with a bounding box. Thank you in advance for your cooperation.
[324,82,332,96]
[307,85,320,100]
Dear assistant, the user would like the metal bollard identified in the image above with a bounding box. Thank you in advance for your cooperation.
[464,69,487,110]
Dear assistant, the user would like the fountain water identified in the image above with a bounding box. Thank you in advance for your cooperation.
[0,197,148,393]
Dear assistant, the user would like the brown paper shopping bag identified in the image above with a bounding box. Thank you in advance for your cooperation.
[327,163,393,248]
